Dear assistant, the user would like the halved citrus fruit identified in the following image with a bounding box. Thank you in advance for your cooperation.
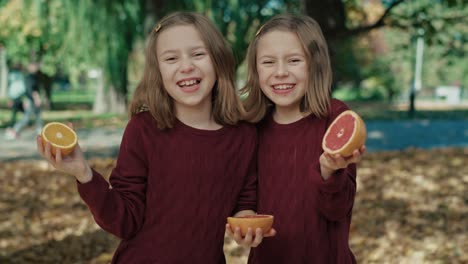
[41,122,78,156]
[227,214,274,236]
[322,110,366,157]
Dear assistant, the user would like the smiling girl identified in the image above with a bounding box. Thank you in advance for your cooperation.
[37,12,257,263]
[237,14,366,263]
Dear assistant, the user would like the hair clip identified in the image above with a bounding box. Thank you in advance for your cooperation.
[255,25,265,37]
[154,23,162,33]
[138,104,149,113]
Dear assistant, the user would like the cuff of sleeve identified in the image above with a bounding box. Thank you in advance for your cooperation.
[235,206,257,214]
[313,162,348,193]
[235,202,257,214]
[76,169,109,203]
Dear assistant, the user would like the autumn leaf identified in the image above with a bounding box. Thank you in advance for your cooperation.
[0,148,466,263]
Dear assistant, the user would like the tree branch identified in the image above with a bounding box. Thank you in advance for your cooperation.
[330,0,407,39]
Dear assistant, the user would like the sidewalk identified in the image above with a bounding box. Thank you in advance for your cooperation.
[0,126,124,161]
[365,119,467,152]
[0,119,467,161]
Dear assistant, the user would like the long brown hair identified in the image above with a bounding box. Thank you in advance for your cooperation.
[241,14,332,123]
[129,12,244,129]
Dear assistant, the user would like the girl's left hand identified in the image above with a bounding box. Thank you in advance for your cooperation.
[225,224,276,248]
[319,145,366,180]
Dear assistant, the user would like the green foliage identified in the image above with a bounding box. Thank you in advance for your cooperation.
[0,0,465,104]
[142,0,290,66]
[0,0,43,67]
[381,0,467,97]
[212,0,268,65]
[0,0,143,96]
[332,0,467,102]
[57,0,143,94]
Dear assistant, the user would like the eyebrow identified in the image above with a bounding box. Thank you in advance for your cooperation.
[258,52,306,59]
[158,45,207,57]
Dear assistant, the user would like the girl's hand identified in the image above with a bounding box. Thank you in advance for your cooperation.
[36,124,92,183]
[320,145,366,180]
[225,224,276,248]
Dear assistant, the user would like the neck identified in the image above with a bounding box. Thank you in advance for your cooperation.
[175,101,221,130]
[273,105,306,124]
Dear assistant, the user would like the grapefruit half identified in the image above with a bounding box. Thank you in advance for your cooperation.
[322,110,366,157]
[227,214,274,236]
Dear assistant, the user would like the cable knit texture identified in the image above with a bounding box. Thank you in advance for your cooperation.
[77,111,257,263]
[249,99,357,264]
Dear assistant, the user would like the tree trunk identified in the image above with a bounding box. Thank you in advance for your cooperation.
[92,69,127,114]
[144,0,168,33]
[302,0,346,39]
[303,0,406,40]
[108,51,129,115]
[0,47,7,98]
[92,69,108,114]
[108,85,127,114]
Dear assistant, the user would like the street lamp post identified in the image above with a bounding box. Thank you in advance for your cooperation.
[409,28,425,118]
[0,46,7,98]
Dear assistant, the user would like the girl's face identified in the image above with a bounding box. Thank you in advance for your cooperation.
[256,30,308,114]
[157,25,216,112]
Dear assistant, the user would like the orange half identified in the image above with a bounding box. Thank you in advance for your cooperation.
[41,122,78,156]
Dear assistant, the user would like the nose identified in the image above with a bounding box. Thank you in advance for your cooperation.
[275,62,289,78]
[180,57,194,73]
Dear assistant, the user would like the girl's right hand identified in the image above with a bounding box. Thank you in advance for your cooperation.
[320,145,366,180]
[37,135,92,183]
[225,224,276,248]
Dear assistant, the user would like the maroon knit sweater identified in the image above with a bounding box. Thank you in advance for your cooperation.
[249,99,357,264]
[77,112,257,263]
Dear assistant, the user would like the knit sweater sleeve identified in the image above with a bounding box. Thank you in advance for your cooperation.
[234,127,258,213]
[312,162,356,221]
[77,116,148,239]
[315,99,357,221]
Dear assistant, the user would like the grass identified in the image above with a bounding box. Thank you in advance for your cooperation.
[1,86,467,129]
[349,101,468,120]
[51,89,95,104]
[0,89,94,105]
[1,101,466,130]
[0,88,128,129]
[0,109,127,129]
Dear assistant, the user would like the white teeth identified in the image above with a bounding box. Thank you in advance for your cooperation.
[178,79,200,87]
[272,84,294,90]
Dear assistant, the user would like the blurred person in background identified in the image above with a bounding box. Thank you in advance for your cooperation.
[5,62,43,140]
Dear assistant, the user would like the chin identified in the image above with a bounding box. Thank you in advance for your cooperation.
[273,99,301,109]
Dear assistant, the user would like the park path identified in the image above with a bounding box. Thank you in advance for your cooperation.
[0,126,123,161]
[365,119,467,152]
[0,119,466,161]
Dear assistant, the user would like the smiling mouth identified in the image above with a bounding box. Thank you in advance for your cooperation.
[272,84,295,90]
[177,79,201,87]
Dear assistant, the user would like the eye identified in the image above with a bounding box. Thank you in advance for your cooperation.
[289,58,302,64]
[261,60,274,64]
[193,50,207,58]
[165,56,177,62]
